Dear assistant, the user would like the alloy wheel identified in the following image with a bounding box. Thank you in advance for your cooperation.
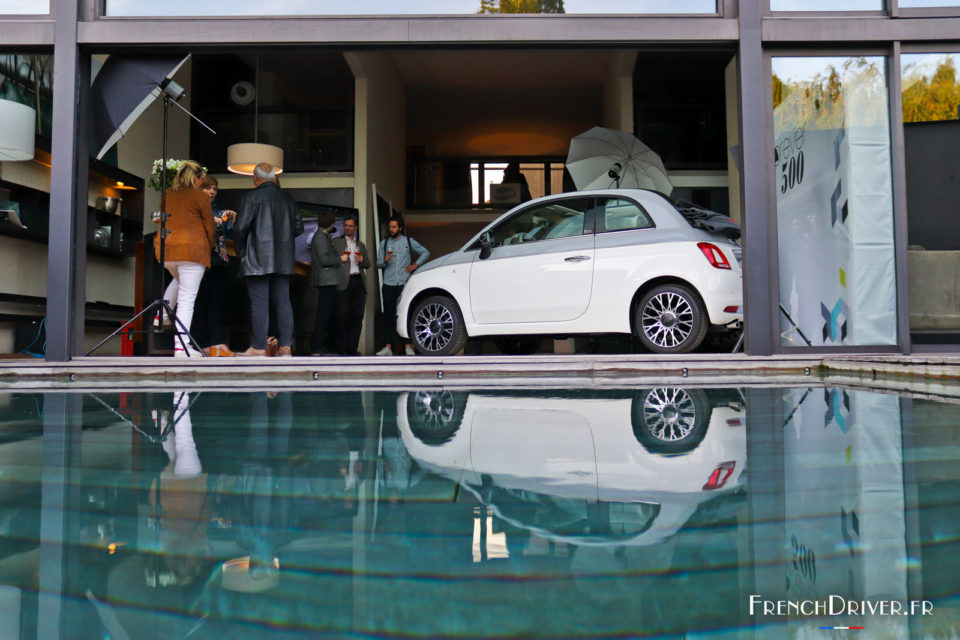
[641,290,695,349]
[414,301,456,352]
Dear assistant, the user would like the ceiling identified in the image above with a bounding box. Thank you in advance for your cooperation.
[389,49,620,91]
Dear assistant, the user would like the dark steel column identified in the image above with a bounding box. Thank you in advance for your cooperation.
[738,0,777,355]
[37,393,83,640]
[47,0,89,361]
[888,43,912,354]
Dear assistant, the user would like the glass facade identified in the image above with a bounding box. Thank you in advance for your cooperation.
[900,0,960,5]
[0,0,47,13]
[772,56,897,347]
[104,0,716,16]
[901,53,960,343]
[770,0,882,10]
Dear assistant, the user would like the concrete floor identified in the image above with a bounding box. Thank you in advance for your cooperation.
[2,353,960,397]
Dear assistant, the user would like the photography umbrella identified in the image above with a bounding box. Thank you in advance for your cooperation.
[85,54,214,357]
[90,55,190,160]
[566,126,673,195]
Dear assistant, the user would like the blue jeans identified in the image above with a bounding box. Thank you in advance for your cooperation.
[246,274,293,350]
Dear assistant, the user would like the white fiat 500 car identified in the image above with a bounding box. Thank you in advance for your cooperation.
[396,189,743,355]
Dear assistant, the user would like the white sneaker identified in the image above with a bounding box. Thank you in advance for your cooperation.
[375,345,393,356]
[174,346,204,358]
[405,345,416,356]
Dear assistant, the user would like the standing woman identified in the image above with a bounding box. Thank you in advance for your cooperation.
[157,160,215,358]
[193,175,237,357]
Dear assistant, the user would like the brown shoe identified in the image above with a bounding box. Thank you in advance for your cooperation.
[265,337,279,357]
[276,346,292,357]
[238,347,268,357]
[205,344,235,357]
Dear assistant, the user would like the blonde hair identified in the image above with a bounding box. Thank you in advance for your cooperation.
[171,160,206,191]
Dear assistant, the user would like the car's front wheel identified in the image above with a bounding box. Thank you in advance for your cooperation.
[635,284,708,354]
[410,295,468,356]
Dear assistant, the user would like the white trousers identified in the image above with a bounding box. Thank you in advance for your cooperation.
[163,261,205,341]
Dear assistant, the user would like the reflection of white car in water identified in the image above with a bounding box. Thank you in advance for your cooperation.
[397,388,746,547]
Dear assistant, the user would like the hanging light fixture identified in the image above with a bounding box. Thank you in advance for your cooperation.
[226,56,283,176]
[0,99,36,161]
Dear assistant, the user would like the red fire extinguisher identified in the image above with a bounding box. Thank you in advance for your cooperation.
[121,325,134,356]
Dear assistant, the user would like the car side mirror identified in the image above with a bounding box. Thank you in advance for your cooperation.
[479,232,492,260]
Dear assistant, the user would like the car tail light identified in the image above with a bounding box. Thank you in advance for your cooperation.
[703,461,736,491]
[697,242,732,270]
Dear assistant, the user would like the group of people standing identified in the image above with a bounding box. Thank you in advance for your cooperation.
[157,160,429,358]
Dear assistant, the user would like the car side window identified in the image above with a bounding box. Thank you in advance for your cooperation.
[599,198,654,232]
[488,198,592,247]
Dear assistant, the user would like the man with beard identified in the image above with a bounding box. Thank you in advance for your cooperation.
[375,216,429,356]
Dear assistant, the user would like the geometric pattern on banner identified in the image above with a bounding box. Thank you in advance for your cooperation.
[834,129,846,170]
[824,387,853,433]
[831,180,849,227]
[821,298,850,343]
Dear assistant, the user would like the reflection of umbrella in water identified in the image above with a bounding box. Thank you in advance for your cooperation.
[90,55,191,160]
[566,126,673,195]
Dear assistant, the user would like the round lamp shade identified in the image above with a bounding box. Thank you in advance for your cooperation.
[226,143,284,176]
[0,99,36,161]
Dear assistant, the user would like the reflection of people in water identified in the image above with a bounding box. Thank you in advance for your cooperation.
[502,162,532,203]
[94,391,213,640]
[150,390,211,587]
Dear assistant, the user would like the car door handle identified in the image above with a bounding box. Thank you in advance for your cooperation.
[564,255,591,262]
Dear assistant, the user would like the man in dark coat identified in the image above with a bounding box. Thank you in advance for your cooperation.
[331,216,370,355]
[235,162,304,356]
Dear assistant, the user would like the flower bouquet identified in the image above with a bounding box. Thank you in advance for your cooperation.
[148,159,205,193]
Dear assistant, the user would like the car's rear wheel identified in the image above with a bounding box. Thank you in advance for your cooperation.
[494,336,543,355]
[410,295,468,356]
[635,284,708,354]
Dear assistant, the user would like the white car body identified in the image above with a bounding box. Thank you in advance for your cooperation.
[397,388,747,547]
[396,189,743,354]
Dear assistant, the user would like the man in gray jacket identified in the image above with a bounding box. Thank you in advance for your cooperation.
[308,211,341,355]
[234,163,304,356]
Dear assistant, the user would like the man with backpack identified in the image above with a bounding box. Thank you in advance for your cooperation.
[376,216,430,356]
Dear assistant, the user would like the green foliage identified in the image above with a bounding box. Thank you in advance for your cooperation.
[479,0,565,13]
[772,57,888,132]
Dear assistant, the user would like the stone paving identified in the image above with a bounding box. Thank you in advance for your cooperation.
[2,353,959,395]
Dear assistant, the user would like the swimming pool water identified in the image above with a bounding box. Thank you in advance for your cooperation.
[0,386,957,638]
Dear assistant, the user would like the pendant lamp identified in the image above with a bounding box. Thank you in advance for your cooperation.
[226,56,283,175]
[0,99,36,161]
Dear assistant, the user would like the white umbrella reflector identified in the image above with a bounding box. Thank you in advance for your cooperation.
[566,126,673,195]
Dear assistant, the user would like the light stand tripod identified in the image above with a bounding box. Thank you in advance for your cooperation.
[86,80,216,357]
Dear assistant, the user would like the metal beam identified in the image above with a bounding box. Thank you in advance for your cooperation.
[889,42,911,354]
[763,16,960,42]
[78,16,740,46]
[46,0,89,361]
[738,0,777,355]
[0,20,54,45]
